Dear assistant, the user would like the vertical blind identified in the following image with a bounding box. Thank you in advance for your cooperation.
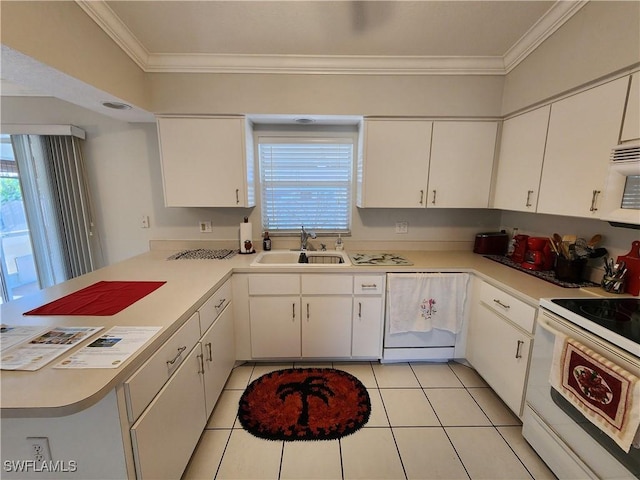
[258,137,353,233]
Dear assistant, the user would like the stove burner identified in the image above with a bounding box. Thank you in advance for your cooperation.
[579,303,633,323]
[550,298,640,346]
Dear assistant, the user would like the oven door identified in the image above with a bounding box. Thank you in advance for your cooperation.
[523,309,640,479]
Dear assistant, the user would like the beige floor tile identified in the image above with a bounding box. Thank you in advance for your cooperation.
[341,428,406,479]
[448,362,488,388]
[425,389,491,427]
[373,362,420,388]
[206,390,242,429]
[446,426,533,479]
[380,389,440,426]
[411,362,464,388]
[249,362,295,382]
[182,429,231,480]
[468,388,521,426]
[215,429,283,480]
[280,440,342,479]
[497,426,557,480]
[366,388,390,427]
[393,427,470,480]
[334,362,377,388]
[224,364,254,390]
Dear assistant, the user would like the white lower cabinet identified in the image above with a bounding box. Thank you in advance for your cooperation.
[126,281,235,479]
[130,345,207,480]
[352,296,383,357]
[202,303,236,417]
[466,281,535,417]
[302,296,353,357]
[250,296,301,358]
[247,274,385,360]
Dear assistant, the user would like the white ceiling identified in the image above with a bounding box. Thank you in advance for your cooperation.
[79,0,586,75]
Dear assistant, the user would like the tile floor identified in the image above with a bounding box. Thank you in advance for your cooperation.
[182,361,556,480]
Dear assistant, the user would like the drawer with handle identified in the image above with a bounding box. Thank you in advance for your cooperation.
[479,281,536,333]
[354,275,385,295]
[124,312,201,422]
[199,279,232,333]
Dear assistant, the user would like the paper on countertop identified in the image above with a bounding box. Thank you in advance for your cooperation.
[0,324,49,351]
[0,326,103,371]
[54,326,162,369]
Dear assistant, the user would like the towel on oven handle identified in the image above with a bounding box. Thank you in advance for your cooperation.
[550,332,640,452]
[387,273,469,335]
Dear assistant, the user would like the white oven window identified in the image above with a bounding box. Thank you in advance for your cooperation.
[622,175,640,209]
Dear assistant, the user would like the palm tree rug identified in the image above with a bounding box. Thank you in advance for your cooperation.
[238,368,371,441]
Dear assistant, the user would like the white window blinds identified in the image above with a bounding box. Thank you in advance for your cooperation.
[258,137,353,233]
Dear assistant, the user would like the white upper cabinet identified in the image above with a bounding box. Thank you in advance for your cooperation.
[621,73,639,142]
[536,77,628,218]
[493,105,551,212]
[427,121,498,208]
[358,119,432,208]
[157,116,255,207]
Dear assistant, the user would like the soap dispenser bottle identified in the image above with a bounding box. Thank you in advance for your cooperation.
[335,234,344,251]
[263,231,272,251]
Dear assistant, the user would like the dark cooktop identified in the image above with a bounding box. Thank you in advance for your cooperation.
[551,298,640,344]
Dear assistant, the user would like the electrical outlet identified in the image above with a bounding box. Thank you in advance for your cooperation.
[199,221,212,233]
[141,215,150,229]
[27,437,51,463]
[395,222,408,234]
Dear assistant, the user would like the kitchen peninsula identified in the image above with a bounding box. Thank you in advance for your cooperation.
[1,244,608,479]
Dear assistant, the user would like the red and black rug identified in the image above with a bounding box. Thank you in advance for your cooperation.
[238,368,371,441]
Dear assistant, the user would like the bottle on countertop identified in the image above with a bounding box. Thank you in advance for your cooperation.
[507,228,519,257]
[335,234,344,251]
[263,231,272,251]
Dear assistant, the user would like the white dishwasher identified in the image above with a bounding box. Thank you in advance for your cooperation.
[383,273,469,362]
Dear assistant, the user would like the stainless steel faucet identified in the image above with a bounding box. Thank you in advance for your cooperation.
[300,226,316,251]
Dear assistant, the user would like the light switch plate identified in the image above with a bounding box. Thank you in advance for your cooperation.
[395,222,408,234]
[199,221,212,233]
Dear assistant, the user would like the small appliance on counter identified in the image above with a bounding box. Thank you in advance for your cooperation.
[521,237,555,271]
[473,231,509,255]
[510,234,529,263]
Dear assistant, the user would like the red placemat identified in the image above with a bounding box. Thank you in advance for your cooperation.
[24,281,166,316]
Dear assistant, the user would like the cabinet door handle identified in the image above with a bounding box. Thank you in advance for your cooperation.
[515,340,524,359]
[197,352,205,374]
[205,342,213,362]
[419,190,424,205]
[236,189,240,205]
[493,299,510,310]
[166,346,187,366]
[358,302,362,318]
[306,303,310,320]
[525,190,534,207]
[360,283,377,289]
[590,189,601,212]
[215,298,226,309]
[432,189,437,205]
[292,303,296,319]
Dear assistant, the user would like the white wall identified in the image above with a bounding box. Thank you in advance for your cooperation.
[1,96,503,264]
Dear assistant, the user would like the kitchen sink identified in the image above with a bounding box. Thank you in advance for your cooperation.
[250,250,351,267]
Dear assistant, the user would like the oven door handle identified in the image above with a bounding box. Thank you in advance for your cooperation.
[537,316,565,338]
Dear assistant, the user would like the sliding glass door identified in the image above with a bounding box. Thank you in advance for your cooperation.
[0,134,39,303]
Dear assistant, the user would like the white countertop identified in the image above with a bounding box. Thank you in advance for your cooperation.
[0,247,607,417]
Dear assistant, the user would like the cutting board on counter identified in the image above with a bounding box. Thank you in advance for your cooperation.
[349,253,413,266]
[617,241,640,296]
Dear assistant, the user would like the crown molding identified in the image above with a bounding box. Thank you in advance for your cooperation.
[503,0,588,73]
[76,0,585,76]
